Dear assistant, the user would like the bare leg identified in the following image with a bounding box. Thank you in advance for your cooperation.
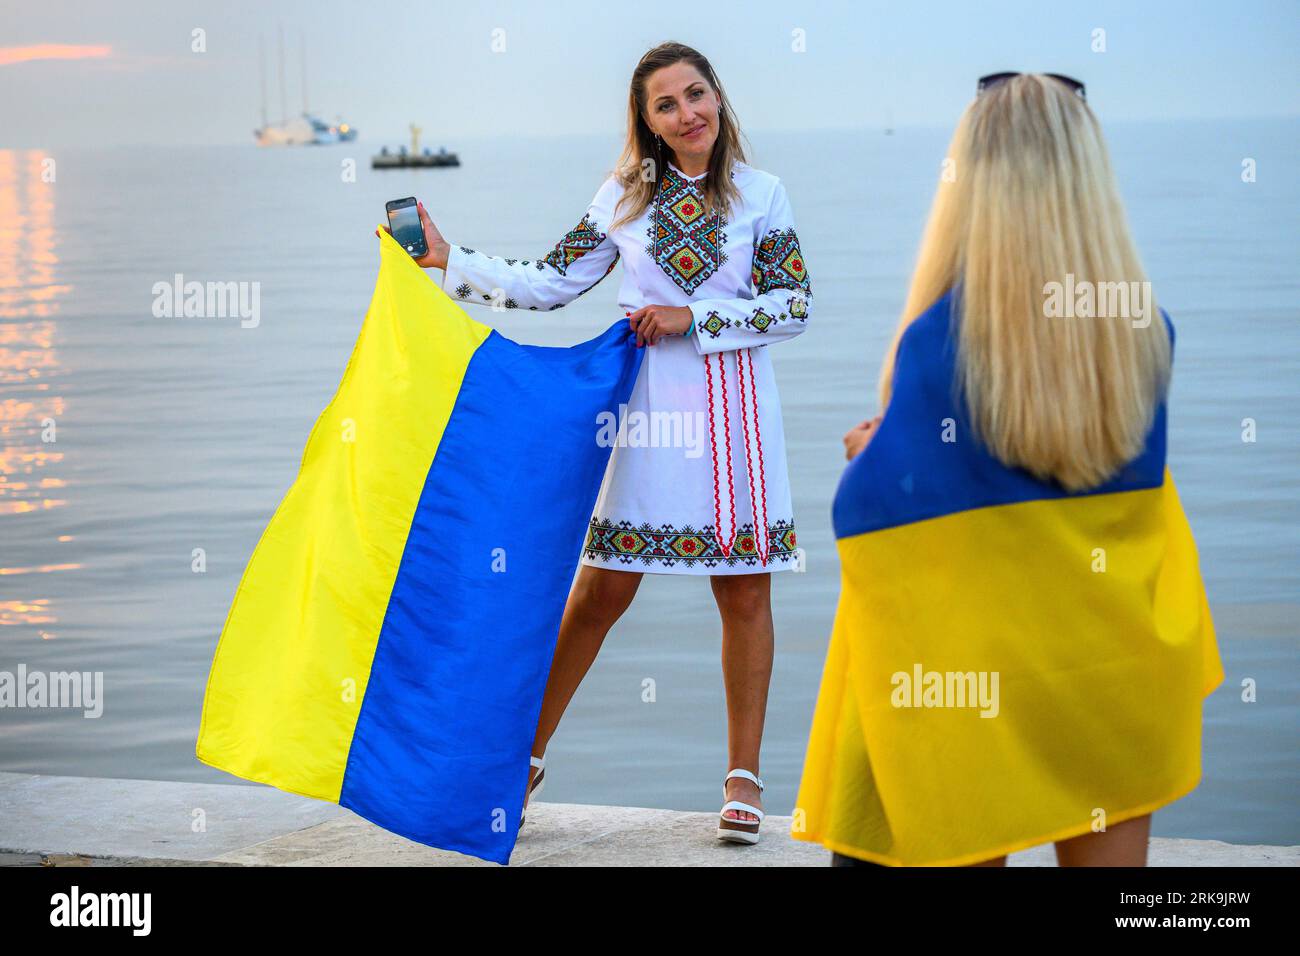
[711,572,774,823]
[1055,813,1151,867]
[525,565,642,802]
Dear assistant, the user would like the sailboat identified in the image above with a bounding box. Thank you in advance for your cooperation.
[254,27,357,147]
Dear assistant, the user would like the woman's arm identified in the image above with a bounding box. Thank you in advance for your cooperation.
[438,177,622,312]
[685,177,813,354]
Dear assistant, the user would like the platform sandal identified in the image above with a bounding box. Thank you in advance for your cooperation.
[717,768,764,844]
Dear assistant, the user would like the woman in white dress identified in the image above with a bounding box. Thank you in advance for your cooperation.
[397,42,811,844]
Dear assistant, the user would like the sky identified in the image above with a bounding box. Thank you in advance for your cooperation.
[1,0,1297,147]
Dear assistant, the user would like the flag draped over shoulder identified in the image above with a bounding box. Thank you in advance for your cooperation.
[791,289,1224,867]
[196,229,642,865]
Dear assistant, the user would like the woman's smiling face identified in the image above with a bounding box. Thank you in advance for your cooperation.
[643,61,721,168]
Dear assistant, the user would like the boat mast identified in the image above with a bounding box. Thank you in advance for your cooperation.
[258,37,268,128]
[277,23,287,125]
[300,32,309,117]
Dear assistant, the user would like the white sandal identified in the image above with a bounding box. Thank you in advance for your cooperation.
[520,754,545,828]
[717,768,764,844]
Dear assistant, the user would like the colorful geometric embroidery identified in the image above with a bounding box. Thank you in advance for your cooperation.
[538,213,607,275]
[645,165,728,295]
[752,227,810,297]
[583,518,798,569]
[698,310,732,339]
[734,226,813,332]
[745,308,778,333]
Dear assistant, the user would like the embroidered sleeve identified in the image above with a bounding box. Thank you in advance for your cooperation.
[686,177,812,354]
[440,177,621,311]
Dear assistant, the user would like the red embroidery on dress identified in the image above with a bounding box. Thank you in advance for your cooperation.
[743,348,770,565]
[735,347,765,567]
[716,352,737,556]
[704,352,726,558]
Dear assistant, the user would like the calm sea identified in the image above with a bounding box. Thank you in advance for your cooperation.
[1,120,1296,846]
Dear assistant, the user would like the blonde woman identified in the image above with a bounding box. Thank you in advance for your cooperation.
[392,42,812,843]
[793,73,1222,867]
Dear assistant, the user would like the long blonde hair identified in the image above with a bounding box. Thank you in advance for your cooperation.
[608,42,749,232]
[879,74,1171,492]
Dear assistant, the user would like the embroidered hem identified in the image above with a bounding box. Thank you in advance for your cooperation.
[583,518,797,569]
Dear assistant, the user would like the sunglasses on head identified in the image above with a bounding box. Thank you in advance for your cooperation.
[977,72,1086,100]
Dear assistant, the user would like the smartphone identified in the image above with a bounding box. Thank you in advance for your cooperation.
[385,197,429,258]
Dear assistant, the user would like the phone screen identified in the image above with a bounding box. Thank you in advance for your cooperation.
[387,199,428,257]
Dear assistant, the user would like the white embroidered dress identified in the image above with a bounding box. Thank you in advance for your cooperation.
[440,159,811,575]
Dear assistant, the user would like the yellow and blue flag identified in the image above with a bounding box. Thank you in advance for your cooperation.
[792,289,1224,866]
[196,229,641,865]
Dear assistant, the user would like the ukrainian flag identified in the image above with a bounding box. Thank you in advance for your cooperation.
[196,229,642,865]
[792,290,1224,866]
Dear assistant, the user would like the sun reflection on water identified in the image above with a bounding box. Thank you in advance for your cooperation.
[0,149,75,637]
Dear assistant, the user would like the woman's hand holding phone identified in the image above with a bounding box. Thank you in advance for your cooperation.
[376,201,451,270]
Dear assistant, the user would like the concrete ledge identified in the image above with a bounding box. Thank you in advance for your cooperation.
[1,773,1294,867]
